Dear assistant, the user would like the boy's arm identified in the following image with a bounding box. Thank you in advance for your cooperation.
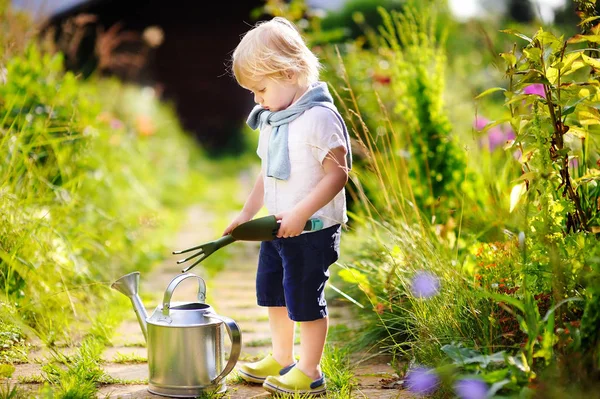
[223,170,264,235]
[276,146,348,238]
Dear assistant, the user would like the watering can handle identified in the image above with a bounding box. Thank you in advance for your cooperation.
[207,314,242,386]
[162,273,207,316]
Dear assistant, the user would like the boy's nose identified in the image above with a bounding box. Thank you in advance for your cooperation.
[254,93,262,105]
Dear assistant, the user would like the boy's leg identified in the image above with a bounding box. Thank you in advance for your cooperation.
[239,241,296,383]
[262,225,341,394]
[297,317,328,380]
[269,306,295,367]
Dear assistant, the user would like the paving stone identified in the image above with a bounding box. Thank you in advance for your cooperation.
[98,384,153,398]
[103,363,148,381]
[102,346,147,362]
[10,363,42,380]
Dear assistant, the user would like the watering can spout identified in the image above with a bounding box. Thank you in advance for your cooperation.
[111,272,148,341]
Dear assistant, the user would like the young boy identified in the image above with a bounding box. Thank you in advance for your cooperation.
[226,16,351,396]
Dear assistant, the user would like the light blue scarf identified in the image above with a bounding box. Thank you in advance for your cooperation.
[247,82,352,180]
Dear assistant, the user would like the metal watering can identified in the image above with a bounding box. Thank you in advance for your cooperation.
[111,272,241,397]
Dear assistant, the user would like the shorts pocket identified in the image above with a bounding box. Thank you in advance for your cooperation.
[303,225,341,252]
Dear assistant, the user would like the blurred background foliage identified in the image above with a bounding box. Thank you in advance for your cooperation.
[0,0,250,386]
[0,0,599,397]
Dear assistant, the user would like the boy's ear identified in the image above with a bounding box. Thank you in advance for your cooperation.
[284,69,297,82]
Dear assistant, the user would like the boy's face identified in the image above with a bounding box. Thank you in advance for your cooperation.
[246,75,306,112]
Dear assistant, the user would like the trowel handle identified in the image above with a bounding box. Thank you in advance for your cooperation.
[274,218,323,232]
[162,273,207,316]
[303,218,324,231]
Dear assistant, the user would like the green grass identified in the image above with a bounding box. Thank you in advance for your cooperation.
[238,353,263,362]
[0,380,28,399]
[16,375,44,384]
[225,370,247,385]
[122,342,146,348]
[98,376,148,385]
[245,338,272,348]
[111,352,147,364]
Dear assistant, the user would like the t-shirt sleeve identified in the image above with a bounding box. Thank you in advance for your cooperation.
[307,107,347,164]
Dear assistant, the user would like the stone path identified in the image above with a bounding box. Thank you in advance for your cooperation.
[11,205,412,398]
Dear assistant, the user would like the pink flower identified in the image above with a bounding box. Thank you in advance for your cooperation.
[476,122,516,152]
[473,116,489,131]
[110,119,124,129]
[569,157,579,169]
[524,84,545,97]
[513,149,522,161]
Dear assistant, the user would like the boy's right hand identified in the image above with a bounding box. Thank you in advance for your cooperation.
[222,212,253,236]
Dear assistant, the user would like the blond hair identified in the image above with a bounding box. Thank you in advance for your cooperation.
[232,17,320,88]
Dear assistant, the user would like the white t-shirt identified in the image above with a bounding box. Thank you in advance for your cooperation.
[256,105,348,230]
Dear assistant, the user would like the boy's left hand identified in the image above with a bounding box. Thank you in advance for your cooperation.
[275,211,308,238]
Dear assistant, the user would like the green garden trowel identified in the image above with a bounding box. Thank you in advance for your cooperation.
[173,215,323,272]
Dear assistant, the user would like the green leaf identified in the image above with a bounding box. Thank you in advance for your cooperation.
[0,364,15,378]
[441,344,480,365]
[513,172,538,182]
[507,355,529,373]
[475,87,506,99]
[556,52,583,73]
[488,379,512,397]
[510,182,527,212]
[478,118,511,134]
[517,69,552,86]
[567,126,587,139]
[579,15,600,25]
[524,48,542,61]
[338,269,371,295]
[578,107,600,125]
[476,290,526,313]
[535,30,562,51]
[582,54,600,70]
[500,52,517,66]
[501,29,532,43]
[562,106,577,117]
[567,34,600,44]
[482,369,509,383]
[505,93,533,106]
[542,297,584,322]
[517,314,529,334]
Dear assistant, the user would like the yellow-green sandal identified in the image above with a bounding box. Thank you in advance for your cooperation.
[238,354,295,384]
[263,366,326,396]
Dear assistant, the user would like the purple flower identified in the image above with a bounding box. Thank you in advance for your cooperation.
[524,83,545,97]
[411,271,440,298]
[454,378,488,399]
[473,116,490,131]
[405,367,439,396]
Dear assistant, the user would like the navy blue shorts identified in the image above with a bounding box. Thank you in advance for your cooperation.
[256,224,341,322]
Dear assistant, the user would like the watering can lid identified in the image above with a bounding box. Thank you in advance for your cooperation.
[148,302,223,327]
